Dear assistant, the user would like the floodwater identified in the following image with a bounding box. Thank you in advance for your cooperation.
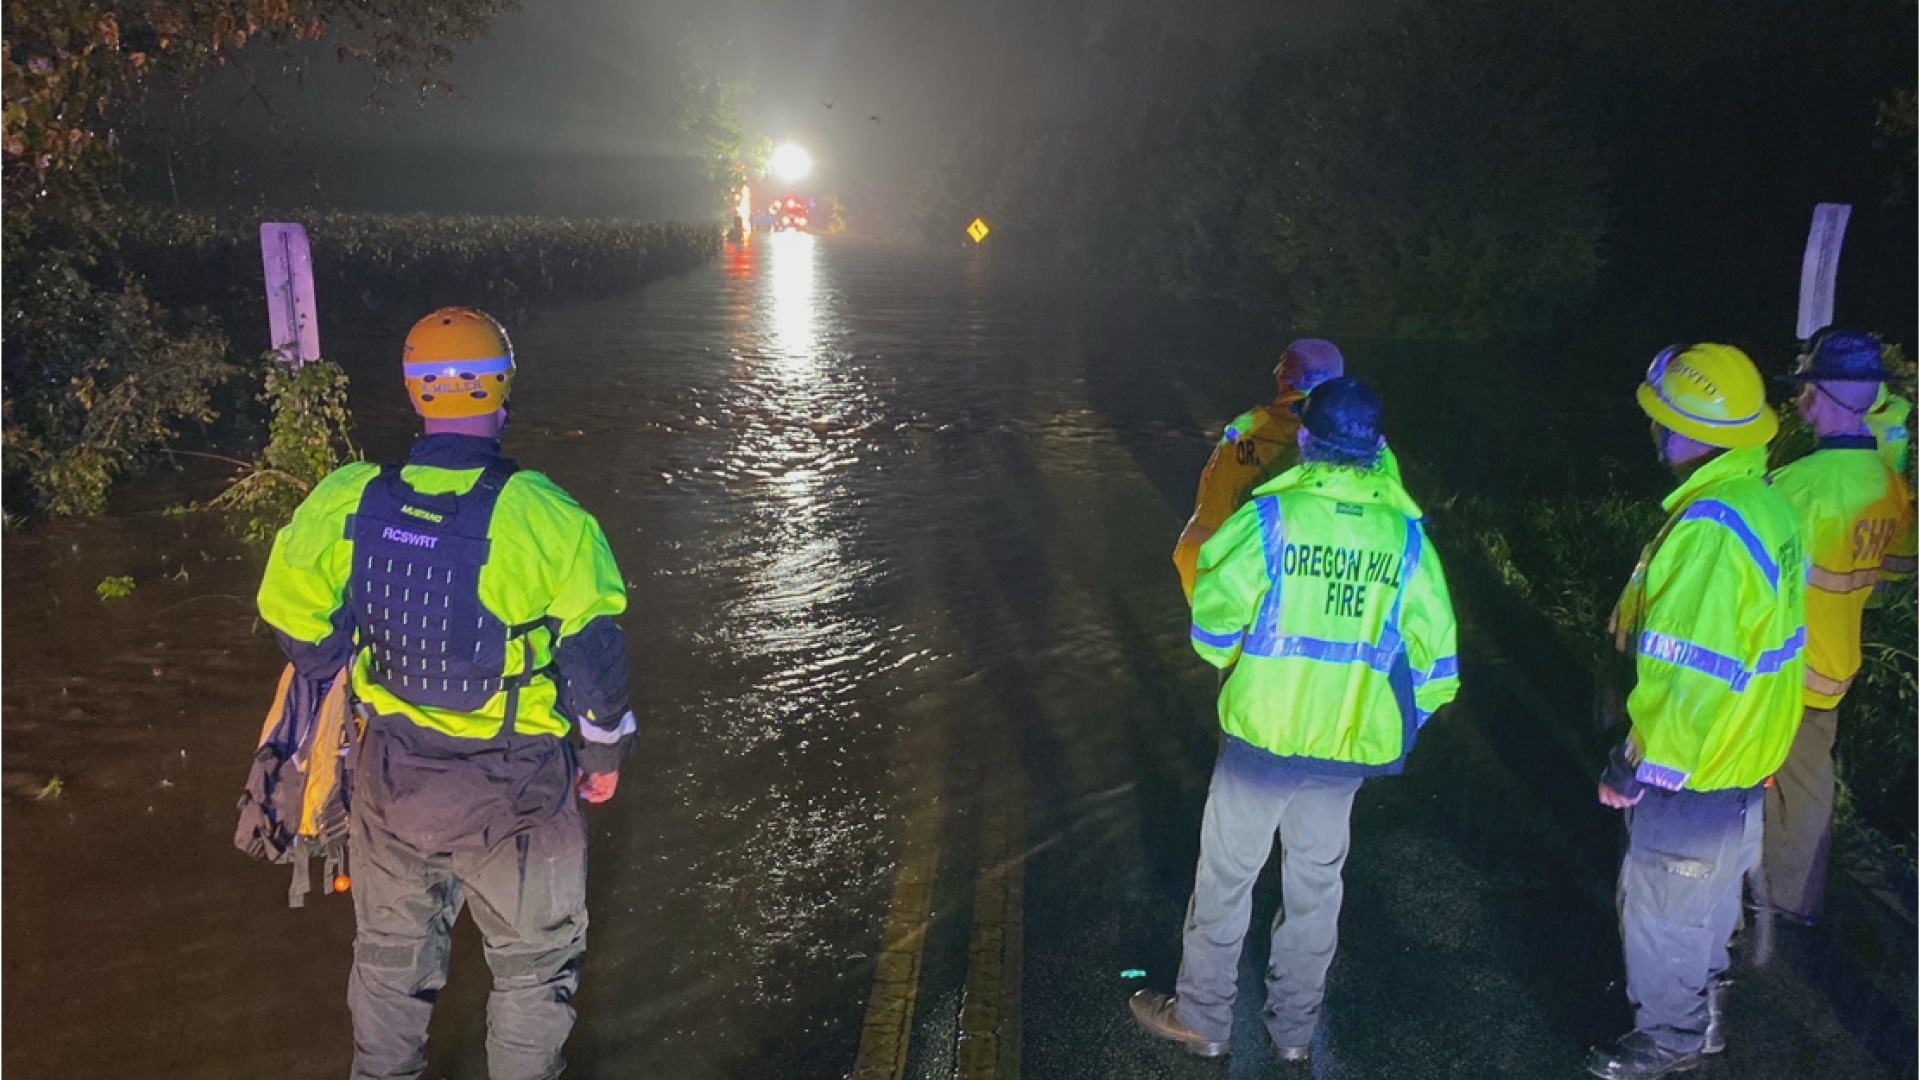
[3,235,1912,1079]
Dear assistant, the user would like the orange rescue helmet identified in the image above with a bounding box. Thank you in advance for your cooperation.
[403,307,516,419]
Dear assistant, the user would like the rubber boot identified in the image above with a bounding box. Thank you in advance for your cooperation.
[1273,1042,1311,1064]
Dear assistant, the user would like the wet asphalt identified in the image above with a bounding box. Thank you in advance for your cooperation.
[2,236,1912,1079]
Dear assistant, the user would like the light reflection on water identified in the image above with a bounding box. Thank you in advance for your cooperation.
[519,237,1208,1071]
[765,231,821,372]
[527,239,1167,1028]
[676,233,903,1000]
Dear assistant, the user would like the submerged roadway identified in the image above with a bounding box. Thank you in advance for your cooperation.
[3,235,1912,1079]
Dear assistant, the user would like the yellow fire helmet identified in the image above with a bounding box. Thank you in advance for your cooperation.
[1636,342,1778,449]
[402,307,515,419]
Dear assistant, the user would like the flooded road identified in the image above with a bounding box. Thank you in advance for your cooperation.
[4,236,1911,1079]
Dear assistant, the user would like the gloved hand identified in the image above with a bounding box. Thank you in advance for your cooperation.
[1597,740,1644,809]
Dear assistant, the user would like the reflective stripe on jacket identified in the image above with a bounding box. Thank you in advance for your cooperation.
[1173,393,1402,601]
[258,435,630,747]
[1615,446,1806,792]
[1189,461,1458,774]
[1771,436,1914,707]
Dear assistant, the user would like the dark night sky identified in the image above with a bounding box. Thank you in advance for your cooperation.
[138,0,1395,217]
[122,0,1913,349]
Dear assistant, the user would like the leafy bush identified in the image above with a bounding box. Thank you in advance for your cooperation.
[110,207,721,315]
[914,0,1610,340]
[4,206,718,521]
[3,0,517,211]
[1444,488,1664,659]
[1236,3,1608,341]
[1841,575,1917,856]
[205,356,357,541]
[4,2,719,527]
[3,213,236,517]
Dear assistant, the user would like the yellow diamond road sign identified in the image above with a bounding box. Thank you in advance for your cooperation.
[966,217,990,243]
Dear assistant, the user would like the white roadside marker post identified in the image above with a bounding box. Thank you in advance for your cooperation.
[260,222,321,366]
[1797,203,1852,343]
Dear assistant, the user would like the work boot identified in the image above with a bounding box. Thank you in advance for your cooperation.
[1702,979,1731,1055]
[1585,1031,1703,1079]
[1128,990,1229,1058]
[1273,1042,1311,1065]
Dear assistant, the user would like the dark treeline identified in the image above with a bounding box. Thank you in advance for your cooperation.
[918,0,1916,351]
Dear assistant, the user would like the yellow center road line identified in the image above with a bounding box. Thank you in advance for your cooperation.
[957,780,1025,1080]
[848,781,945,1080]
[845,738,1029,1080]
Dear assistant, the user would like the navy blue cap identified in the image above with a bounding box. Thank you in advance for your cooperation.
[1783,328,1887,383]
[1299,377,1385,456]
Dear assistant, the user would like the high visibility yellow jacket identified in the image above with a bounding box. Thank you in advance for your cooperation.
[1771,436,1914,708]
[1612,446,1806,792]
[1868,388,1915,583]
[1190,462,1458,775]
[1174,393,1401,601]
[257,435,633,771]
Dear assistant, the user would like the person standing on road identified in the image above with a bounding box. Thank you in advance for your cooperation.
[1131,377,1460,1065]
[1588,344,1807,1080]
[1174,339,1402,601]
[1761,329,1913,925]
[257,307,635,1080]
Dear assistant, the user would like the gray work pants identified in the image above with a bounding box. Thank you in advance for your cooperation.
[347,788,589,1080]
[1619,785,1762,1054]
[1761,705,1838,922]
[1174,747,1361,1049]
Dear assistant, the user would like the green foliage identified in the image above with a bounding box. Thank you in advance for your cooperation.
[1879,342,1917,408]
[1838,340,1919,855]
[1877,86,1916,205]
[1446,488,1665,658]
[1237,4,1608,341]
[206,356,356,541]
[675,60,769,216]
[3,0,723,532]
[95,573,134,600]
[1841,574,1917,856]
[1767,398,1817,469]
[2,212,237,517]
[6,206,717,522]
[914,0,1610,340]
[2,0,518,209]
[111,206,723,314]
